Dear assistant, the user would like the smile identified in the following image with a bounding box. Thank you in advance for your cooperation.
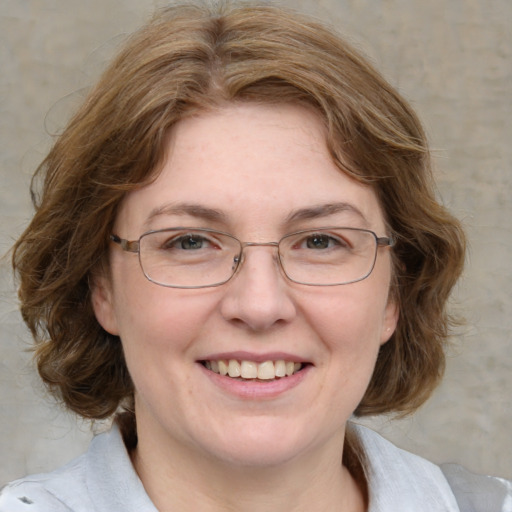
[202,359,304,380]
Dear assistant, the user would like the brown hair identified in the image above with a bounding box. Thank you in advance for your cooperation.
[12,1,465,438]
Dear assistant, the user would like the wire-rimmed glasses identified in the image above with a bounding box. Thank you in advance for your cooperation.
[110,227,394,288]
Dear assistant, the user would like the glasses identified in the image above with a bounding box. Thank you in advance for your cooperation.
[110,227,394,288]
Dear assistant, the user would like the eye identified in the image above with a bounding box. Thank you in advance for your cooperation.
[164,233,215,251]
[305,234,331,249]
[302,233,347,250]
[180,235,205,250]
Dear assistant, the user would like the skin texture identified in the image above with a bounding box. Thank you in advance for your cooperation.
[92,103,398,511]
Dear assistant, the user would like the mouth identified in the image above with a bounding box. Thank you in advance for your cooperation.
[200,359,307,381]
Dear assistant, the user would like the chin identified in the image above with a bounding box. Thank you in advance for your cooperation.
[195,419,326,469]
[207,442,304,469]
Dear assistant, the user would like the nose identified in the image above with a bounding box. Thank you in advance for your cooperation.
[219,244,297,332]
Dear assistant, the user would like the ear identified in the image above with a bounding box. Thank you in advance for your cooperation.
[90,272,120,336]
[380,297,399,345]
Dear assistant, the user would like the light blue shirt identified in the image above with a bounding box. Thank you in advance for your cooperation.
[1,423,510,511]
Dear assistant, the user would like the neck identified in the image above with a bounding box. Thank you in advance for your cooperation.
[131,423,366,512]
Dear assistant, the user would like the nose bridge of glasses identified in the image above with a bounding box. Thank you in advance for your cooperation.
[242,241,280,249]
[233,241,282,269]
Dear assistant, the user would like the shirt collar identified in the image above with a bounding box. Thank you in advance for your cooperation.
[349,423,460,512]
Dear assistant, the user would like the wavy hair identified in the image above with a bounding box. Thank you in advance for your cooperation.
[12,1,465,442]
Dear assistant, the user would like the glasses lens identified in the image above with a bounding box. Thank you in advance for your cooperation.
[139,229,241,288]
[279,228,378,285]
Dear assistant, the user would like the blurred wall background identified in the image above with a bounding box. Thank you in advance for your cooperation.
[1,0,510,484]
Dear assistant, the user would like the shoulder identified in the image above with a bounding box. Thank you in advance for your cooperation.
[350,423,512,512]
[0,426,157,512]
[0,455,88,512]
[441,463,512,512]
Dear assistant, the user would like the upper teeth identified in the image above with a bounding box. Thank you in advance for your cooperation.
[204,360,302,380]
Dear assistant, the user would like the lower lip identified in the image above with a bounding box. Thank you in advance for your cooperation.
[198,363,311,399]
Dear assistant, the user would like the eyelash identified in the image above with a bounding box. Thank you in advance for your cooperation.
[163,233,218,250]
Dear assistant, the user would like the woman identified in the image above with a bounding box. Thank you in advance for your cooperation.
[2,2,510,511]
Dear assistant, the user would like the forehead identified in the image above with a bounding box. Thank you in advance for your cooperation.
[116,103,386,235]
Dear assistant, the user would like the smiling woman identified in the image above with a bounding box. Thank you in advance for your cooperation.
[90,103,399,487]
[1,2,510,512]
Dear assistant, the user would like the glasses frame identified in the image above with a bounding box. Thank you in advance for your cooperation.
[110,226,395,288]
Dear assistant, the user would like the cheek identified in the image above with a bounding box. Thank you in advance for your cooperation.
[112,279,220,362]
[298,288,389,424]
[304,286,390,348]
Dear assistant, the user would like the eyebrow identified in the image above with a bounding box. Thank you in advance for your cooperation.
[143,201,369,230]
[285,202,369,226]
[143,202,228,230]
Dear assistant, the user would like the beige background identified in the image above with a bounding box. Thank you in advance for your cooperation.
[1,0,511,485]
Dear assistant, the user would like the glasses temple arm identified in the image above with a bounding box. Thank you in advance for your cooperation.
[110,234,140,253]
[376,235,395,247]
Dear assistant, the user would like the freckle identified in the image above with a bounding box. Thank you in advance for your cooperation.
[18,496,34,504]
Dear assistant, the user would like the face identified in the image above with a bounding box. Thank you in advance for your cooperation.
[93,103,398,469]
